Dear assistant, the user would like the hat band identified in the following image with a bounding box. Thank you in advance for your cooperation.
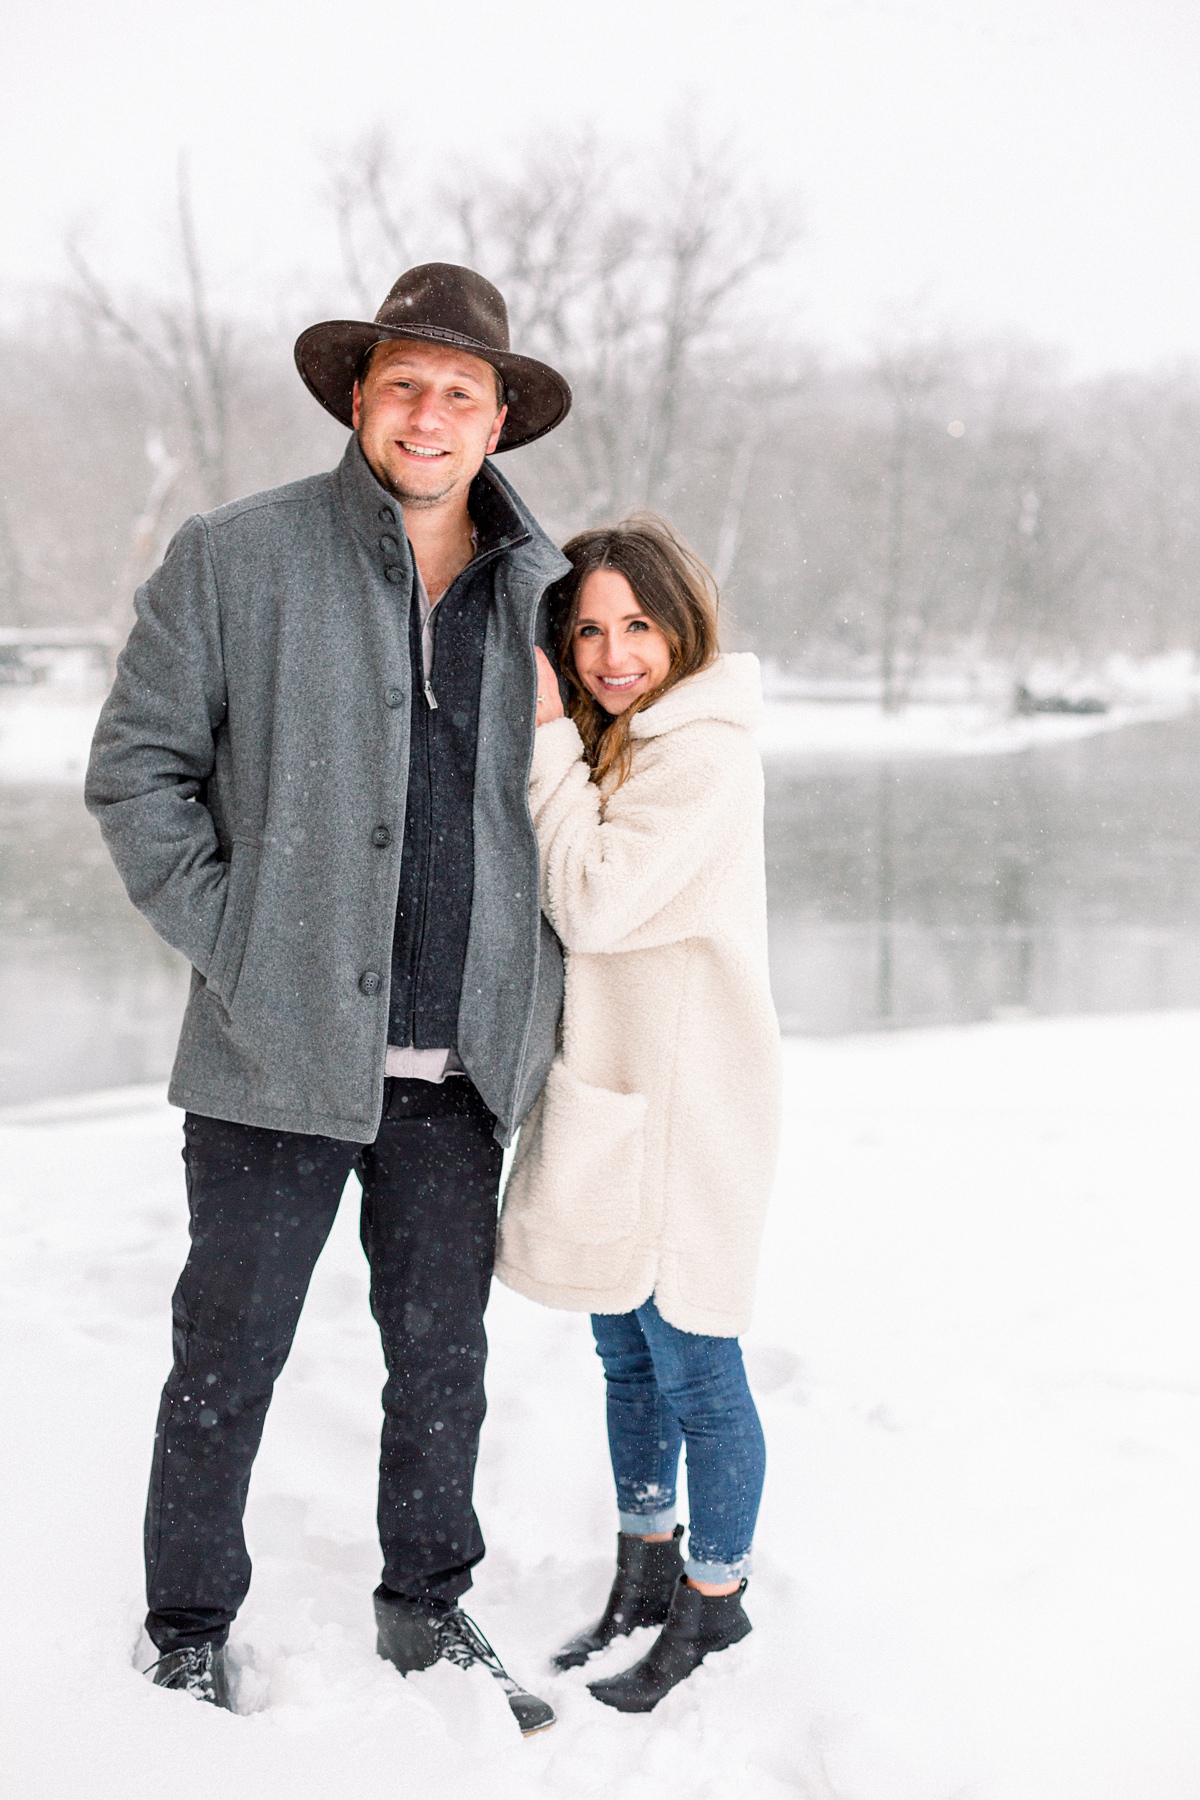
[374,321,507,355]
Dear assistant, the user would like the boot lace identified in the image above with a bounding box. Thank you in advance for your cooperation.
[437,1608,526,1700]
[143,1643,218,1701]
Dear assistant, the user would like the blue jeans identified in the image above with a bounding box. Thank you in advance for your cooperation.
[591,1297,766,1583]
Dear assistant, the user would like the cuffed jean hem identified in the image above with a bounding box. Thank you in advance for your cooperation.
[685,1553,752,1584]
[618,1507,677,1536]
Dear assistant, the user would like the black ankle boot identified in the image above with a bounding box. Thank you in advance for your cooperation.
[552,1525,686,1671]
[587,1578,751,1712]
[374,1589,556,1736]
[145,1641,232,1710]
[374,1588,443,1672]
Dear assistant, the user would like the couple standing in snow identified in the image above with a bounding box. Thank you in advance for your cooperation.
[86,263,781,1729]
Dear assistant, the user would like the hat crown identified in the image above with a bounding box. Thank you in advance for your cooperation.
[374,262,511,353]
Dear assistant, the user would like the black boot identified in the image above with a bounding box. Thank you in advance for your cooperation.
[374,1589,555,1737]
[587,1578,750,1713]
[552,1525,686,1671]
[145,1641,233,1710]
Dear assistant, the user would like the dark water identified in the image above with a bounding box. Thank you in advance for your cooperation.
[0,786,189,1106]
[767,714,1200,1032]
[4,713,1200,1104]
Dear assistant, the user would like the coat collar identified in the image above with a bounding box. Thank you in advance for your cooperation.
[336,431,407,558]
[475,456,572,591]
[334,433,570,595]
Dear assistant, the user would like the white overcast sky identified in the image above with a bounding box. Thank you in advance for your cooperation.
[3,0,1199,373]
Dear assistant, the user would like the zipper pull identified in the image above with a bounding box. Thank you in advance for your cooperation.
[424,679,439,711]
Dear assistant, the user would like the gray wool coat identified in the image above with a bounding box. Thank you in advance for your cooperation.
[84,435,571,1145]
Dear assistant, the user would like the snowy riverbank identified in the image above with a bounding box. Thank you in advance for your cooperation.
[0,694,102,783]
[1,684,1194,784]
[2,1013,1196,1799]
[754,693,1190,759]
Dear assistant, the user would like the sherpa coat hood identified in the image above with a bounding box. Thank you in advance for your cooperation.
[495,652,782,1336]
[627,649,764,739]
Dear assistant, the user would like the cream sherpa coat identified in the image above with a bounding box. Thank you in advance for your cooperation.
[495,652,781,1336]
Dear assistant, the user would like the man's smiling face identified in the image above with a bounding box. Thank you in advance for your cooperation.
[351,339,507,508]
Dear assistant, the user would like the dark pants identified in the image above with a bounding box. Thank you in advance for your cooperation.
[144,1078,503,1653]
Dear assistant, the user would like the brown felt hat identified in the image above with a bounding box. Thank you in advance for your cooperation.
[294,262,572,452]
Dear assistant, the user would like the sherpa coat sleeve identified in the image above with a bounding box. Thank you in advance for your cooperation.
[528,714,754,954]
[85,515,231,979]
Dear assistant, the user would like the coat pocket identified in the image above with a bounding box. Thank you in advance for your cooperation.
[499,1058,646,1288]
[204,837,260,1010]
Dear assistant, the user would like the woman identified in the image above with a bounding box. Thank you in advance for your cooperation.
[496,515,781,1713]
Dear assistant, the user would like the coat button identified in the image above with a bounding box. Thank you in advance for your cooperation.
[384,566,405,585]
[385,686,404,708]
[371,825,392,848]
[379,533,400,554]
[378,506,395,522]
[358,970,383,996]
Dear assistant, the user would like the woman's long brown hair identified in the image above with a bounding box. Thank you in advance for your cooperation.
[549,514,720,788]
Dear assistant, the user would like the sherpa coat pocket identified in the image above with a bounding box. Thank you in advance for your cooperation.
[498,1058,646,1288]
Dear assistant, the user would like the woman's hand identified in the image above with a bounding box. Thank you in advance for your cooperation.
[535,646,565,727]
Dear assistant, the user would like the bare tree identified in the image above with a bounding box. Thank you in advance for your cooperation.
[712,421,764,589]
[68,159,236,511]
[0,497,22,620]
[327,126,800,535]
[637,144,796,508]
[97,431,183,656]
[13,139,1199,677]
[870,340,949,709]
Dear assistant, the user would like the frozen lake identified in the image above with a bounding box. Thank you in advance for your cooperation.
[4,710,1200,1104]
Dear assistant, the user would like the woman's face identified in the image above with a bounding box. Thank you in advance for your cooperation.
[571,569,673,715]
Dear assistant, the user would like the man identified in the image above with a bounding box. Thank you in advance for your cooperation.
[85,264,572,1732]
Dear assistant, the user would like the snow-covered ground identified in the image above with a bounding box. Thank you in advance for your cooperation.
[756,648,1200,760]
[0,694,101,783]
[2,685,1192,784]
[2,1014,1196,1799]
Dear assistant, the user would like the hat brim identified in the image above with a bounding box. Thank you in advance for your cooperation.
[293,320,572,452]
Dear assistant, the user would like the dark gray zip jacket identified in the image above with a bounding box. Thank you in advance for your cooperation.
[84,435,570,1145]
